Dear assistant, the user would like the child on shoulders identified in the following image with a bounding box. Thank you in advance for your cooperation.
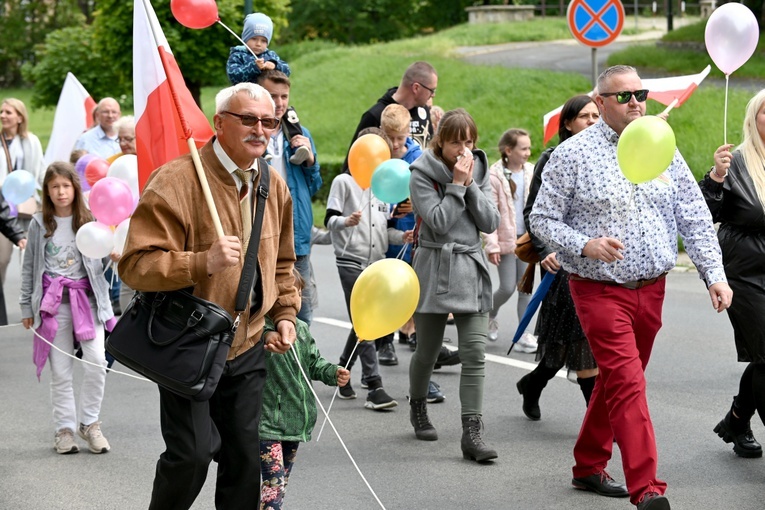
[227,12,290,84]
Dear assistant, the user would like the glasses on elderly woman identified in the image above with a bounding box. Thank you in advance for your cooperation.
[117,136,136,143]
[600,89,649,104]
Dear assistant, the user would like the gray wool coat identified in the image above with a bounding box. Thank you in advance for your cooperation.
[409,149,500,314]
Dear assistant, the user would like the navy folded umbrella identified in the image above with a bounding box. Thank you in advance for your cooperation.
[508,270,555,354]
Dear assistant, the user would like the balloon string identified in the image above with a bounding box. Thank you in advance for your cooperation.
[216,20,260,60]
[316,339,360,442]
[724,74,729,146]
[289,347,386,509]
[396,242,410,260]
[616,184,636,256]
[339,194,371,258]
[19,324,152,382]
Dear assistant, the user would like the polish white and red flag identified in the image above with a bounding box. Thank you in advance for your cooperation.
[542,65,711,144]
[43,72,97,166]
[133,0,213,191]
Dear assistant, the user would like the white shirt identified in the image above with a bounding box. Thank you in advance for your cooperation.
[509,169,526,235]
[213,138,258,195]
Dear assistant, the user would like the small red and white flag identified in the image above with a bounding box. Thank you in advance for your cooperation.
[643,65,711,108]
[43,72,96,166]
[542,66,711,145]
[133,0,213,191]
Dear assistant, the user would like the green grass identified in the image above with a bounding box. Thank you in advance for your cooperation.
[5,18,756,187]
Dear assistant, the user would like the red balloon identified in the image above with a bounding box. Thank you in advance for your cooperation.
[170,0,219,29]
[84,158,110,187]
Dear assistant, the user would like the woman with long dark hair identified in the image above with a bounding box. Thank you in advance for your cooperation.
[516,95,601,420]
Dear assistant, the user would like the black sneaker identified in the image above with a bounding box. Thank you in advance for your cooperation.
[377,341,398,366]
[397,331,409,345]
[427,381,445,403]
[364,388,398,411]
[434,346,461,370]
[338,382,356,400]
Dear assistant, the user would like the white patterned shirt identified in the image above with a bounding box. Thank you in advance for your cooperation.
[529,119,726,285]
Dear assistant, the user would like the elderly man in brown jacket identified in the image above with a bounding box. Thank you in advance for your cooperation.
[119,82,299,510]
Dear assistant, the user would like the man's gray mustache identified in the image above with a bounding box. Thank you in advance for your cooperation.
[243,135,268,143]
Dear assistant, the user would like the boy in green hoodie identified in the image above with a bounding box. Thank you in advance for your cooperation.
[259,296,350,508]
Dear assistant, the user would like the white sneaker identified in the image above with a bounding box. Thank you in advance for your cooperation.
[78,422,110,453]
[515,333,538,354]
[488,319,499,342]
[54,428,79,454]
[289,145,311,165]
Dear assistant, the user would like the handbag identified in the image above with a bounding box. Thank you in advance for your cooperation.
[106,159,270,401]
[514,232,540,264]
[1,135,38,219]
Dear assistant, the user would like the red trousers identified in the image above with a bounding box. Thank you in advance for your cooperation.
[569,278,668,505]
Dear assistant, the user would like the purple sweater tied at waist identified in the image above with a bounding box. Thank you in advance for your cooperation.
[33,273,115,379]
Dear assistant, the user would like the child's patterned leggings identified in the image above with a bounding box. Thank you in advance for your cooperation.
[260,440,300,509]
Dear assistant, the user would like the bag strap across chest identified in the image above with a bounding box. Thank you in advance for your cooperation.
[234,157,270,314]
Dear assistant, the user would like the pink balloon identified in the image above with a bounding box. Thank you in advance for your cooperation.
[89,177,134,226]
[705,3,759,75]
[170,0,219,29]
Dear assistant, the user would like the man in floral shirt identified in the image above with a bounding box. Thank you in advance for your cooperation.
[530,65,732,510]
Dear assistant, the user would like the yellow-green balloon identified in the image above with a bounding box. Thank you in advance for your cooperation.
[350,259,420,341]
[617,116,676,184]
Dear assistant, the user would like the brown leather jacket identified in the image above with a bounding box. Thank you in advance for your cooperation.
[119,139,299,360]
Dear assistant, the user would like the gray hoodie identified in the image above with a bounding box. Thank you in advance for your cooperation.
[409,149,500,314]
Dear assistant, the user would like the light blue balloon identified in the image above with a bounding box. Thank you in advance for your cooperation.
[371,159,411,204]
[1,170,36,205]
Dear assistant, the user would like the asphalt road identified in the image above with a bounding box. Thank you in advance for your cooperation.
[1,244,763,510]
[455,17,699,81]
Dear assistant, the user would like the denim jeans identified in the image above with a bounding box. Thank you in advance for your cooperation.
[295,255,313,325]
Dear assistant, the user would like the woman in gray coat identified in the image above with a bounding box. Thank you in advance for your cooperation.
[407,109,500,462]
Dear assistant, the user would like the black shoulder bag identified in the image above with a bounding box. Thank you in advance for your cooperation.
[106,160,270,401]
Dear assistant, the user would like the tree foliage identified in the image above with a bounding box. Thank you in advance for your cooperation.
[23,0,289,108]
[285,0,419,44]
[0,0,84,87]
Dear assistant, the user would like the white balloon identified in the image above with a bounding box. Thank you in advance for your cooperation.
[113,218,130,255]
[75,221,114,259]
[107,154,139,199]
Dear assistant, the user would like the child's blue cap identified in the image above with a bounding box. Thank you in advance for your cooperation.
[242,12,273,45]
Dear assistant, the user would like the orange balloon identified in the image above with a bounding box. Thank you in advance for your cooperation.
[348,134,391,189]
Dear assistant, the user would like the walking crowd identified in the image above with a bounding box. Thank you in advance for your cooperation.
[3,10,765,510]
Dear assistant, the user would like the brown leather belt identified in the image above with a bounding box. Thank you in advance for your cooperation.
[569,272,667,290]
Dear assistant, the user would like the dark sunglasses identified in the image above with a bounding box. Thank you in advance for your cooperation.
[223,111,280,129]
[600,89,649,104]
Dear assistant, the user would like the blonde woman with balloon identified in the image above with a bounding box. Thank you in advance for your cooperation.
[700,89,765,460]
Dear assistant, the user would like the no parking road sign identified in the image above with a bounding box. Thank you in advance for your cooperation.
[567,0,625,48]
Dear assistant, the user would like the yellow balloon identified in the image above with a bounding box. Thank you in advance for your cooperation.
[348,134,391,190]
[350,259,420,341]
[107,152,124,164]
[617,116,676,184]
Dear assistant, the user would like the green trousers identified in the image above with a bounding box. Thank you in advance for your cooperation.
[409,312,488,416]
